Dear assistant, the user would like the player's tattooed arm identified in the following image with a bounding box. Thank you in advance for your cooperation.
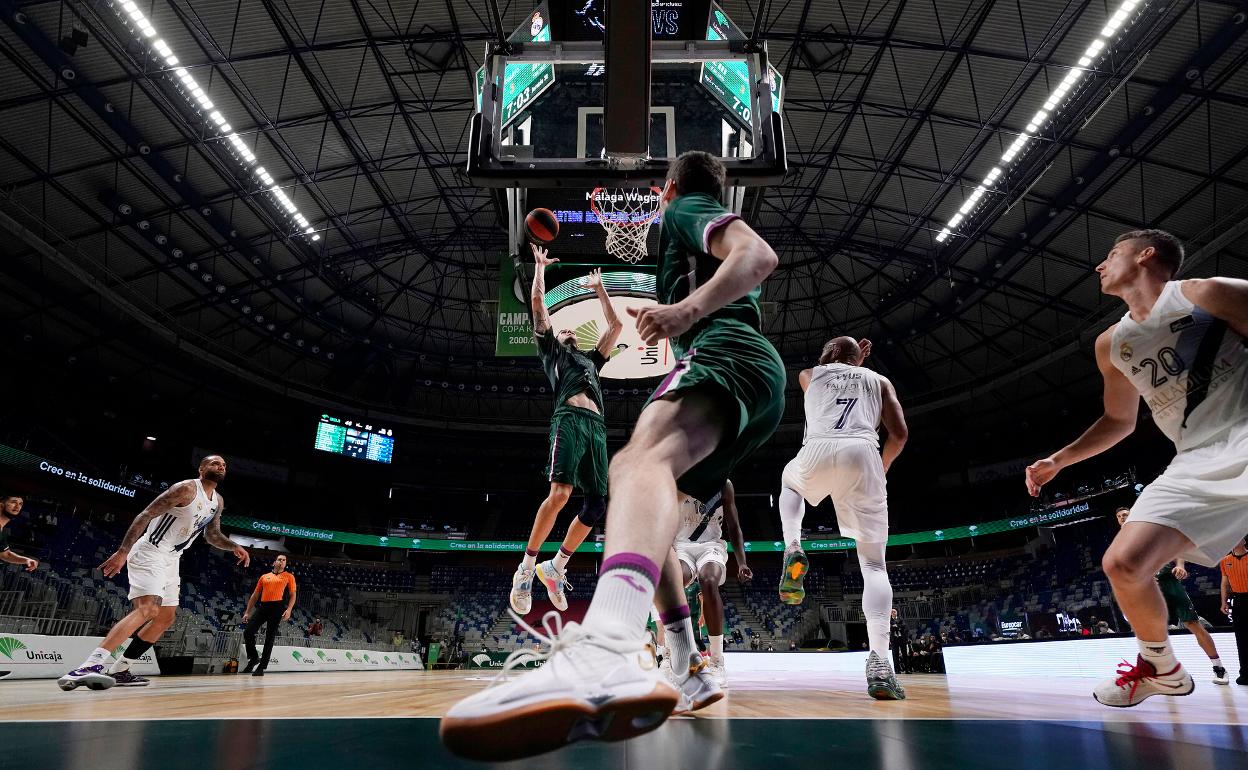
[582,269,623,355]
[204,498,251,567]
[118,481,196,553]
[530,243,558,335]
[99,481,196,577]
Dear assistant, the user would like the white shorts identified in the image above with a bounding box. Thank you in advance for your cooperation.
[126,547,181,606]
[1127,419,1248,567]
[782,438,888,543]
[675,540,728,585]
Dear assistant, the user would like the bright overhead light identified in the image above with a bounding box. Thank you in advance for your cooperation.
[935,0,1144,247]
[107,0,321,243]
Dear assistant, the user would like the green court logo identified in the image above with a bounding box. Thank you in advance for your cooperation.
[0,637,27,659]
[316,650,327,661]
[345,652,355,661]
[291,651,303,662]
[574,320,599,351]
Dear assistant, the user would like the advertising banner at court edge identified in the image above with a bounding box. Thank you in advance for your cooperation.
[0,635,159,680]
[467,651,546,670]
[262,646,424,674]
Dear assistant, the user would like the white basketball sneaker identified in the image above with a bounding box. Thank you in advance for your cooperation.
[1093,655,1194,707]
[536,560,571,611]
[671,652,725,714]
[440,612,678,761]
[706,654,728,689]
[509,565,534,615]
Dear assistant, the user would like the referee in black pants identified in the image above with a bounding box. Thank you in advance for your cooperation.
[242,554,297,675]
[1220,536,1248,686]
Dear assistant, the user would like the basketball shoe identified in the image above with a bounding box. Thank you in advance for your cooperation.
[110,669,150,687]
[57,664,116,691]
[509,565,535,615]
[536,559,572,611]
[866,651,905,700]
[440,611,678,761]
[706,654,727,689]
[1212,665,1229,685]
[1093,655,1194,707]
[779,542,808,605]
[671,652,725,714]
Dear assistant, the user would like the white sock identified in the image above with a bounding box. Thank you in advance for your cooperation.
[583,554,660,638]
[663,611,698,675]
[710,634,724,658]
[857,541,893,660]
[85,646,110,666]
[553,549,571,571]
[108,657,133,674]
[779,487,805,547]
[1138,638,1179,673]
[1210,656,1222,667]
[521,553,537,571]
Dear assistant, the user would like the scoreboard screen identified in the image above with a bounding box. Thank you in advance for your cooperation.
[314,414,394,464]
[702,3,783,128]
[474,2,554,128]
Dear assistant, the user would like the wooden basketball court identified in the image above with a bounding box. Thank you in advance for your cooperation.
[5,669,1247,768]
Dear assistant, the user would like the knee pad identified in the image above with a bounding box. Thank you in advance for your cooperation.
[577,495,607,527]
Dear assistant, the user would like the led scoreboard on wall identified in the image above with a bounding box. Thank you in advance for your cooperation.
[314,414,394,464]
[474,2,554,128]
[702,2,783,127]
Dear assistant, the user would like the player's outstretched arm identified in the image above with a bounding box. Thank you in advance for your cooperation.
[880,378,909,474]
[582,269,623,355]
[1025,327,1138,497]
[0,548,38,572]
[721,480,751,582]
[204,498,251,567]
[629,218,778,345]
[1181,277,1248,338]
[797,368,814,392]
[100,480,196,577]
[530,243,557,335]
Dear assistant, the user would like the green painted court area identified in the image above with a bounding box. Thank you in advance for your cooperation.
[6,718,1248,769]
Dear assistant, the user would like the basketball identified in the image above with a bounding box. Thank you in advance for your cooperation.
[525,208,559,244]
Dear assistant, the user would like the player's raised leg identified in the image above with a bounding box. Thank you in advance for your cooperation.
[513,481,572,614]
[777,486,808,605]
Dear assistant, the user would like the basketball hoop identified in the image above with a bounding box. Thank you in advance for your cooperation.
[589,186,662,264]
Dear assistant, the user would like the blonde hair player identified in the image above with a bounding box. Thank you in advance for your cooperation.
[1026,229,1248,707]
[57,455,250,690]
[777,335,909,700]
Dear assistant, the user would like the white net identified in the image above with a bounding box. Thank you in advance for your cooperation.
[590,187,662,264]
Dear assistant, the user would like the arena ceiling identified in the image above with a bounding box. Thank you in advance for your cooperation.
[2,0,1247,431]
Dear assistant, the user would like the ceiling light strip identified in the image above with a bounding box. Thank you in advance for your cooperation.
[934,0,1144,244]
[110,0,320,241]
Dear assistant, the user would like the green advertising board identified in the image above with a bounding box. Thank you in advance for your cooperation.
[495,253,538,356]
[467,651,544,670]
[221,499,1094,554]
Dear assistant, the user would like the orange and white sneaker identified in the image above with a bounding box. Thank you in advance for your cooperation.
[1093,655,1194,707]
[671,652,725,715]
[440,611,678,761]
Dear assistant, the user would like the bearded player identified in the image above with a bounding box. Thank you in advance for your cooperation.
[778,335,908,700]
[510,246,622,616]
[1026,230,1248,707]
[57,455,250,690]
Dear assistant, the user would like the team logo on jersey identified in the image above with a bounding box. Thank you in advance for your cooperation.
[1119,343,1133,362]
[1169,315,1195,333]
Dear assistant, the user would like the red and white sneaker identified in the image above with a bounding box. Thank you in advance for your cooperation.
[1093,655,1194,707]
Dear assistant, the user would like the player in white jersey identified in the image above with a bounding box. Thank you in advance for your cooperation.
[778,336,909,700]
[672,480,750,687]
[57,455,251,690]
[1025,229,1248,707]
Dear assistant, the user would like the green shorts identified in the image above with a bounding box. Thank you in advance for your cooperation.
[649,319,787,501]
[1157,570,1199,624]
[544,405,608,496]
